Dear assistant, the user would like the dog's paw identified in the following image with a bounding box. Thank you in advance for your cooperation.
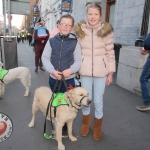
[28,122,34,128]
[24,93,29,96]
[69,136,77,141]
[58,144,65,150]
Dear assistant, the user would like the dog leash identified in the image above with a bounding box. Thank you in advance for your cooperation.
[43,73,70,140]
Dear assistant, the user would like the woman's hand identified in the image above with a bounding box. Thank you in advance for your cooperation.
[106,73,113,85]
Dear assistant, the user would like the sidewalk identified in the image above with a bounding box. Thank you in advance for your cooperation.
[0,41,150,150]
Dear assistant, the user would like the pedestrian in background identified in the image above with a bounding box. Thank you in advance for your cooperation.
[17,34,21,43]
[34,19,49,73]
[42,14,81,138]
[136,33,150,111]
[75,3,115,141]
[21,33,25,43]
[49,20,60,38]
[27,33,32,46]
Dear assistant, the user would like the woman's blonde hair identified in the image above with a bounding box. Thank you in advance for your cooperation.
[87,3,102,15]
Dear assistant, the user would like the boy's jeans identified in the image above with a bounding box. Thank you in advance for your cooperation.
[140,57,150,106]
[49,77,75,93]
[81,76,106,119]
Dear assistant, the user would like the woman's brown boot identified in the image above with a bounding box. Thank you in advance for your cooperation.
[80,114,90,136]
[93,117,102,141]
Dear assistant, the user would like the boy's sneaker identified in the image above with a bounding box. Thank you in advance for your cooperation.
[135,105,150,111]
[35,68,38,73]
[62,129,68,138]
[62,124,68,138]
[39,67,45,72]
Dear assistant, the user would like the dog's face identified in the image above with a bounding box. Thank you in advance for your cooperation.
[65,87,91,108]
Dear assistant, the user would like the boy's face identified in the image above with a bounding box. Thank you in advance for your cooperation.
[58,18,74,36]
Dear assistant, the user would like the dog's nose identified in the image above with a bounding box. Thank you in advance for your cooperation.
[87,100,92,105]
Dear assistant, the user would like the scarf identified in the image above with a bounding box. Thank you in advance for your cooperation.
[34,26,48,38]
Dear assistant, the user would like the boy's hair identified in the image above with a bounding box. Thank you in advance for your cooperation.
[86,2,102,15]
[56,20,60,24]
[59,14,74,26]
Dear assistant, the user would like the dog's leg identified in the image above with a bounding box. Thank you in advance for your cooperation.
[67,120,77,141]
[0,83,5,99]
[28,97,39,127]
[24,86,30,96]
[20,71,31,96]
[56,121,65,150]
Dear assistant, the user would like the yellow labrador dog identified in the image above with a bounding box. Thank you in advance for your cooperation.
[28,86,91,150]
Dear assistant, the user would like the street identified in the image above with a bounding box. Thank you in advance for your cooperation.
[0,41,150,150]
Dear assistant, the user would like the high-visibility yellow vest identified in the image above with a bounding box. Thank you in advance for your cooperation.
[18,35,20,38]
[22,34,25,37]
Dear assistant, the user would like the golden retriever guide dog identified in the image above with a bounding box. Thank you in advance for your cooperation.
[0,61,31,98]
[28,86,91,150]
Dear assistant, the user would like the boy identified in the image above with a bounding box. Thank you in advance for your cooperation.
[42,15,81,138]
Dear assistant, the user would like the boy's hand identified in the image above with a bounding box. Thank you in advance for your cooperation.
[52,70,62,80]
[62,69,72,78]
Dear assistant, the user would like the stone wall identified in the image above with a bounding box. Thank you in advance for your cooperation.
[114,0,145,45]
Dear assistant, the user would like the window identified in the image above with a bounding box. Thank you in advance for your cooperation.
[106,0,116,28]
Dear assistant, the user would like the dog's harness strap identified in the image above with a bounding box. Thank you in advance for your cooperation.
[54,107,57,118]
[0,68,9,82]
[43,79,59,139]
[43,73,71,140]
[80,96,88,104]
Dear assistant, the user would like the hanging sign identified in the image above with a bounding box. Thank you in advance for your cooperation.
[61,0,71,12]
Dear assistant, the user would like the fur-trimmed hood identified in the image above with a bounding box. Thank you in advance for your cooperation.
[75,21,113,39]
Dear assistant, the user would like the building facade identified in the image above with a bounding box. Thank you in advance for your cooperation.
[36,0,150,46]
[33,0,150,93]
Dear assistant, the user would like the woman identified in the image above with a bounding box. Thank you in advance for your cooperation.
[75,3,115,141]
[34,19,49,73]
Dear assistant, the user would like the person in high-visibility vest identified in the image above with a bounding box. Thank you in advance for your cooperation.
[21,34,25,43]
[17,34,21,43]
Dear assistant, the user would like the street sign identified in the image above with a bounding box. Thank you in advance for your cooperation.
[7,15,12,20]
[61,0,71,12]
[6,0,30,15]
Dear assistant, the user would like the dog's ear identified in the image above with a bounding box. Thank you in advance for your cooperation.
[64,89,75,103]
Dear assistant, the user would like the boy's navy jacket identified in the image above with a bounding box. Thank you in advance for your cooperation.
[50,33,77,72]
[42,33,81,80]
[144,33,150,57]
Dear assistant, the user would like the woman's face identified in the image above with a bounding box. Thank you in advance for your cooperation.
[41,20,45,26]
[86,7,102,27]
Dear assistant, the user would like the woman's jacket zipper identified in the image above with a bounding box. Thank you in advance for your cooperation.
[92,29,93,77]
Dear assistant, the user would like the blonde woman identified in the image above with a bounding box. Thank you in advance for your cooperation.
[75,3,115,141]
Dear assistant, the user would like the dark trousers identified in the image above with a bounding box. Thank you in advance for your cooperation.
[34,46,44,68]
[49,77,75,93]
[29,40,32,46]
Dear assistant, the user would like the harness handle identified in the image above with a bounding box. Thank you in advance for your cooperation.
[43,73,70,140]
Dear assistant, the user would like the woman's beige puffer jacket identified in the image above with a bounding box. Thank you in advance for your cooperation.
[75,21,116,77]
